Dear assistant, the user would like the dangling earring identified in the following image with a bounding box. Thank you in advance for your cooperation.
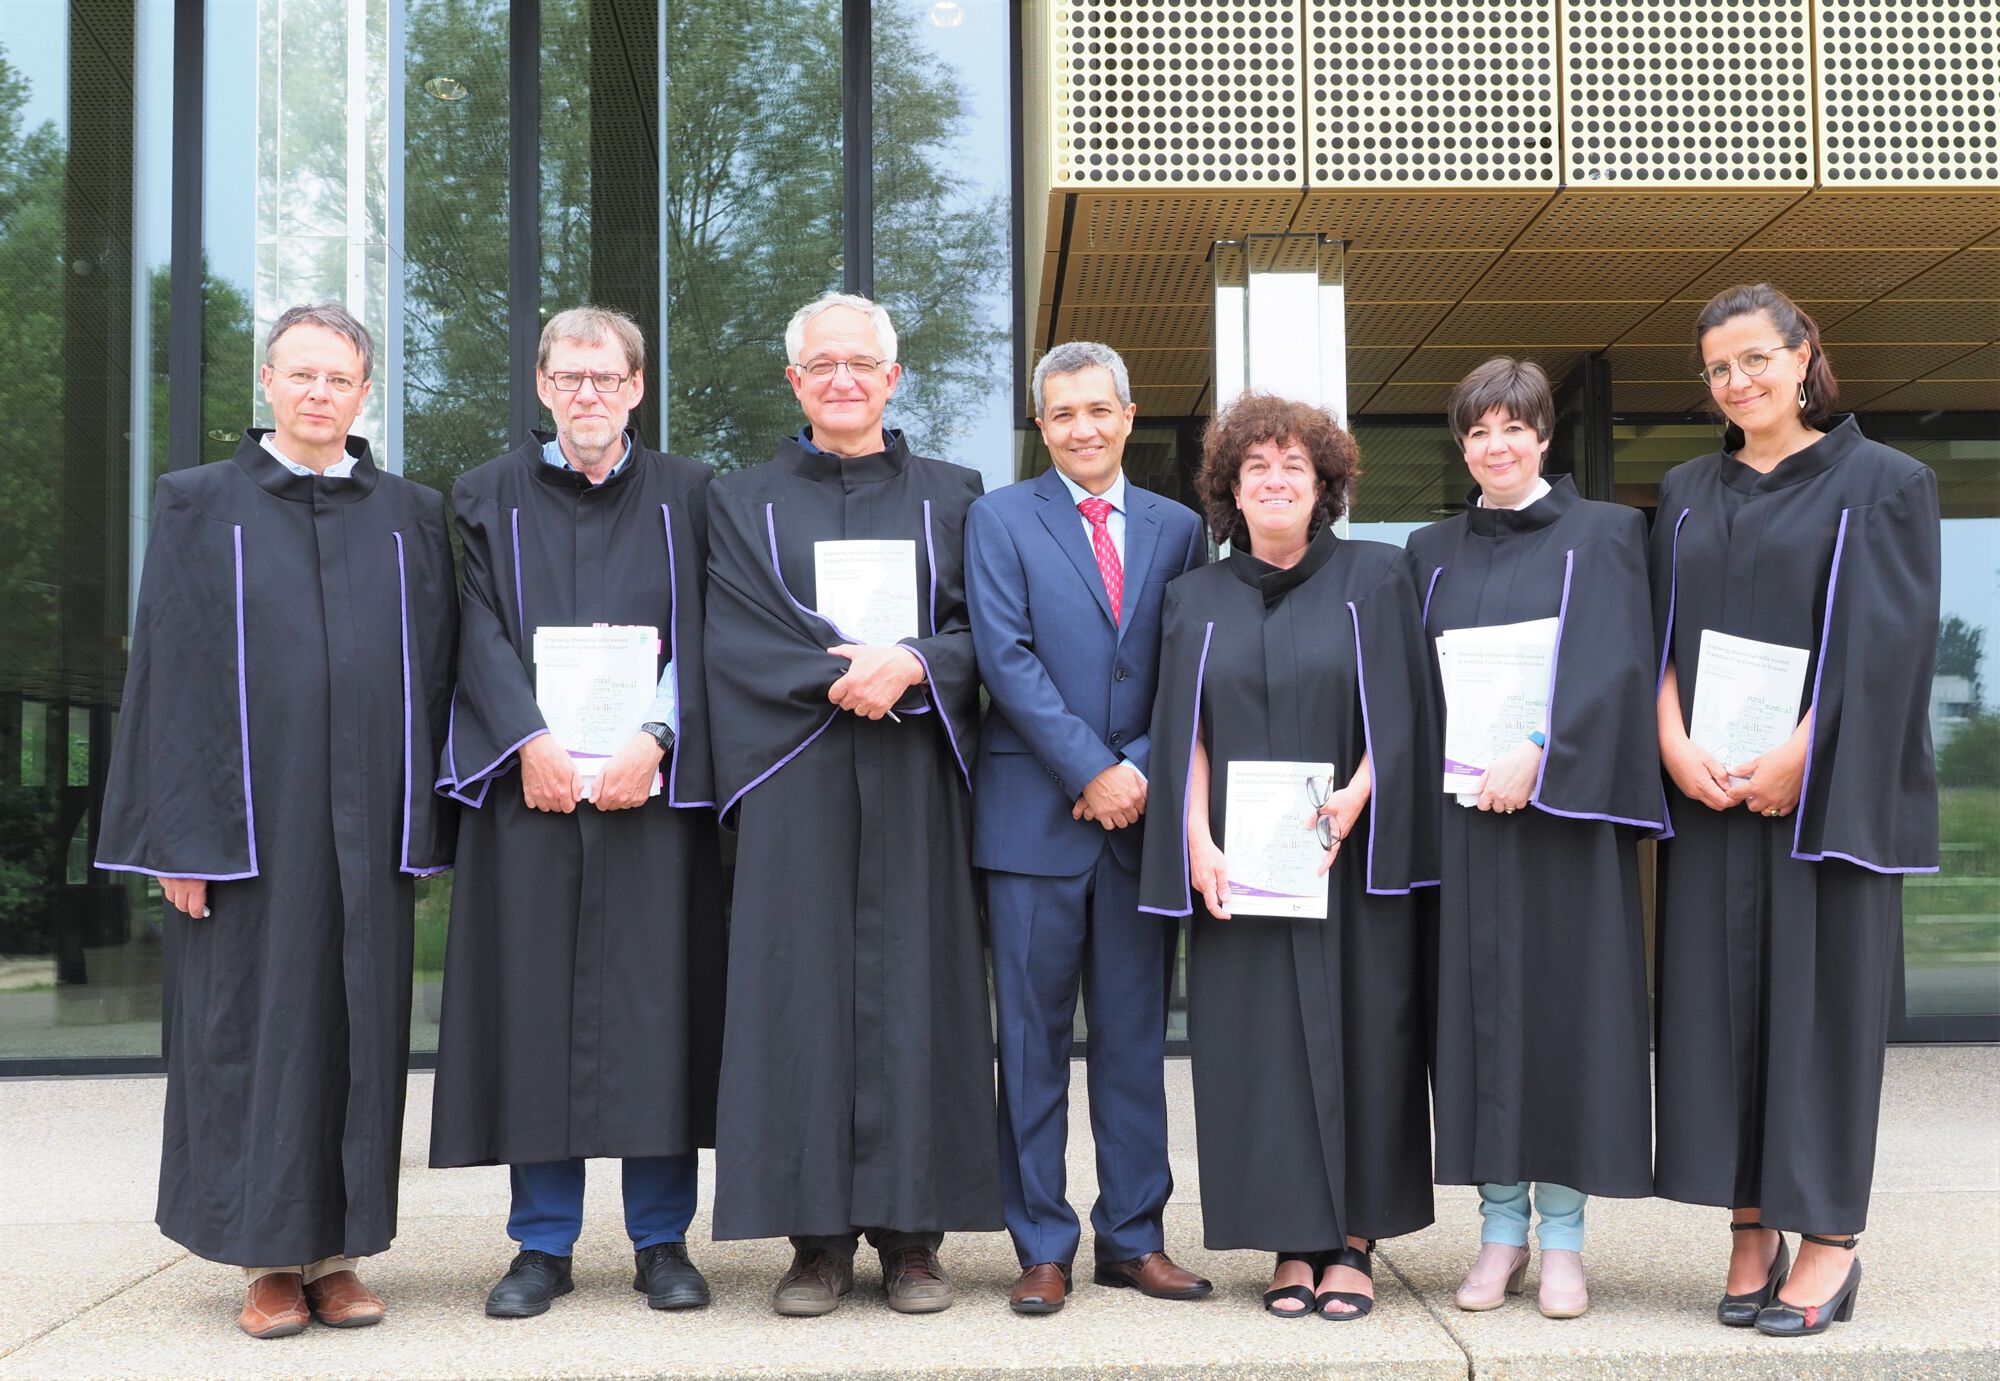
[1798,380,1810,412]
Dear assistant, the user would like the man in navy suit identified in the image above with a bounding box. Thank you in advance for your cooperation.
[965,342,1209,1314]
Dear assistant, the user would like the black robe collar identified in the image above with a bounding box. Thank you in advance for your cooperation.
[1463,472,1580,537]
[778,426,912,486]
[1227,524,1340,608]
[1717,413,1859,494]
[233,428,379,503]
[519,427,648,494]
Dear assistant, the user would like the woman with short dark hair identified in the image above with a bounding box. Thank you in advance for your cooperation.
[1652,283,1940,1337]
[1407,358,1661,1320]
[1139,393,1439,1320]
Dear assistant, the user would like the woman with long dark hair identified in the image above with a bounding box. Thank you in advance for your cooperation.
[1651,283,1940,1337]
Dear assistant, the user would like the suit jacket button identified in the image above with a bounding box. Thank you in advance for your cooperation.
[1110,732,1124,746]
[1115,667,1128,681]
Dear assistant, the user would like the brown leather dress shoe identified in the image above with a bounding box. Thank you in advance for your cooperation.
[772,1248,854,1317]
[304,1269,386,1327]
[238,1272,310,1339]
[1010,1262,1072,1315]
[1093,1250,1214,1300]
[880,1244,954,1314]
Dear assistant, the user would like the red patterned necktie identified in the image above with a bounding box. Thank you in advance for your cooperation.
[1077,496,1123,625]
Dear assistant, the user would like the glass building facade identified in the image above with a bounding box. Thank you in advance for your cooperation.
[0,0,1992,1069]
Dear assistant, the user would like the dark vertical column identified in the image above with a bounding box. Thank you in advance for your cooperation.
[1009,0,1026,424]
[1575,353,1614,501]
[588,0,662,443]
[510,0,543,441]
[841,0,872,297]
[168,0,205,473]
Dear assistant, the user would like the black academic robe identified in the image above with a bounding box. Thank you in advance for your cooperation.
[96,431,456,1266]
[1138,530,1438,1251]
[1406,477,1657,1199]
[703,430,1002,1240]
[429,433,726,1166]
[1649,415,1940,1232]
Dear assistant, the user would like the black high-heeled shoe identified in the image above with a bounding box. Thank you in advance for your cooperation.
[1717,1221,1789,1327]
[1315,1240,1376,1321]
[1755,1234,1859,1337]
[1262,1252,1321,1318]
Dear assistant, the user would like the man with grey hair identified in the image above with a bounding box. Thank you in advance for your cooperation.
[704,291,1001,1315]
[965,341,1208,1313]
[96,301,458,1338]
[429,305,725,1320]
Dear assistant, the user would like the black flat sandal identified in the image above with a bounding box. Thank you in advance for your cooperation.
[1315,1240,1376,1321]
[1262,1252,1321,1318]
[1717,1220,1789,1327]
[1754,1234,1860,1337]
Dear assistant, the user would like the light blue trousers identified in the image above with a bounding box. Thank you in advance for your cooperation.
[1478,1181,1586,1251]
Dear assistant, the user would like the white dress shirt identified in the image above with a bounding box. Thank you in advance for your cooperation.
[1053,466,1128,565]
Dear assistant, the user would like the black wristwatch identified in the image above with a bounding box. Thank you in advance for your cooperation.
[639,721,675,753]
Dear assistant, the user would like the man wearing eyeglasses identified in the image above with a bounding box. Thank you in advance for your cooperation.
[704,292,1001,1316]
[96,302,458,1338]
[428,306,725,1321]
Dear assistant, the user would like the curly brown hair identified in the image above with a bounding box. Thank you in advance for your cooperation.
[1196,393,1361,547]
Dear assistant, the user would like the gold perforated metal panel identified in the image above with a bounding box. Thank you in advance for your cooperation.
[1826,298,2000,343]
[1613,382,1710,412]
[1818,3,2000,185]
[1386,346,1583,384]
[1347,346,1416,383]
[1886,249,2000,301]
[1346,252,1499,301]
[1306,2,1558,187]
[1468,250,1720,301]
[1517,191,1805,250]
[1111,348,1218,385]
[1347,301,1454,348]
[1364,382,1458,413]
[1841,380,1926,407]
[1130,385,1206,416]
[1931,343,2000,379]
[1561,2,1814,186]
[1070,192,1301,253]
[1052,1,1304,187]
[1294,191,1552,249]
[1680,250,1957,303]
[1059,256,1212,305]
[1866,382,2000,412]
[1429,299,1657,347]
[1056,303,1214,351]
[1748,191,2000,249]
[1616,297,1869,346]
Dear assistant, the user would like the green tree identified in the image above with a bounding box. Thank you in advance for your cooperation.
[1938,613,1986,709]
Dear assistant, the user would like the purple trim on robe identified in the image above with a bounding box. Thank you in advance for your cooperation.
[1784,510,1932,871]
[720,712,839,820]
[765,502,864,645]
[1421,564,1443,628]
[436,725,551,809]
[1138,620,1213,918]
[660,503,715,807]
[1653,507,1692,843]
[510,506,526,645]
[95,860,259,883]
[924,498,939,635]
[901,644,970,789]
[1527,550,1572,805]
[1348,599,1440,895]
[234,525,259,874]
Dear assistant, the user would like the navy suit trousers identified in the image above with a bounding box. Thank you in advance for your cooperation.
[986,850,1176,1268]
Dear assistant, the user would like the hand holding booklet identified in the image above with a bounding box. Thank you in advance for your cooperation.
[533,625,664,802]
[1688,629,1810,781]
[1436,618,1558,797]
[1222,760,1337,919]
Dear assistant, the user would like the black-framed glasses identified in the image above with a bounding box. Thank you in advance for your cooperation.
[1698,344,1787,388]
[1307,774,1336,849]
[547,370,632,393]
[275,368,362,395]
[793,356,885,380]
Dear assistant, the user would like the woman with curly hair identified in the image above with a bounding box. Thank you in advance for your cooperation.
[1138,393,1439,1320]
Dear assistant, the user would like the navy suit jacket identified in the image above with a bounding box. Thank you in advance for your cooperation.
[966,465,1206,877]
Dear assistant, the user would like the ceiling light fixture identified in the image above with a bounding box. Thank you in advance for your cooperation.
[424,75,469,102]
[928,2,965,28]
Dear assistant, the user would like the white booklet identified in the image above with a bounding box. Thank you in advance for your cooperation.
[1222,760,1336,919]
[813,539,919,646]
[1689,629,1810,781]
[1437,617,1559,796]
[532,624,662,801]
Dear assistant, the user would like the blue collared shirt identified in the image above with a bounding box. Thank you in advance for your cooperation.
[543,433,634,482]
[261,435,359,478]
[798,426,894,457]
[1052,467,1128,566]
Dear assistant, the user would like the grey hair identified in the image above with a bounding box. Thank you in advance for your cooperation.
[265,301,376,380]
[538,305,646,375]
[1033,341,1131,417]
[784,292,899,365]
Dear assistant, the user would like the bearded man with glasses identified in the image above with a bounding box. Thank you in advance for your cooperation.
[429,305,726,1321]
[96,301,458,1338]
[704,292,1001,1316]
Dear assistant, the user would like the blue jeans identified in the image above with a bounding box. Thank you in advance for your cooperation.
[1478,1181,1586,1251]
[508,1155,697,1256]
